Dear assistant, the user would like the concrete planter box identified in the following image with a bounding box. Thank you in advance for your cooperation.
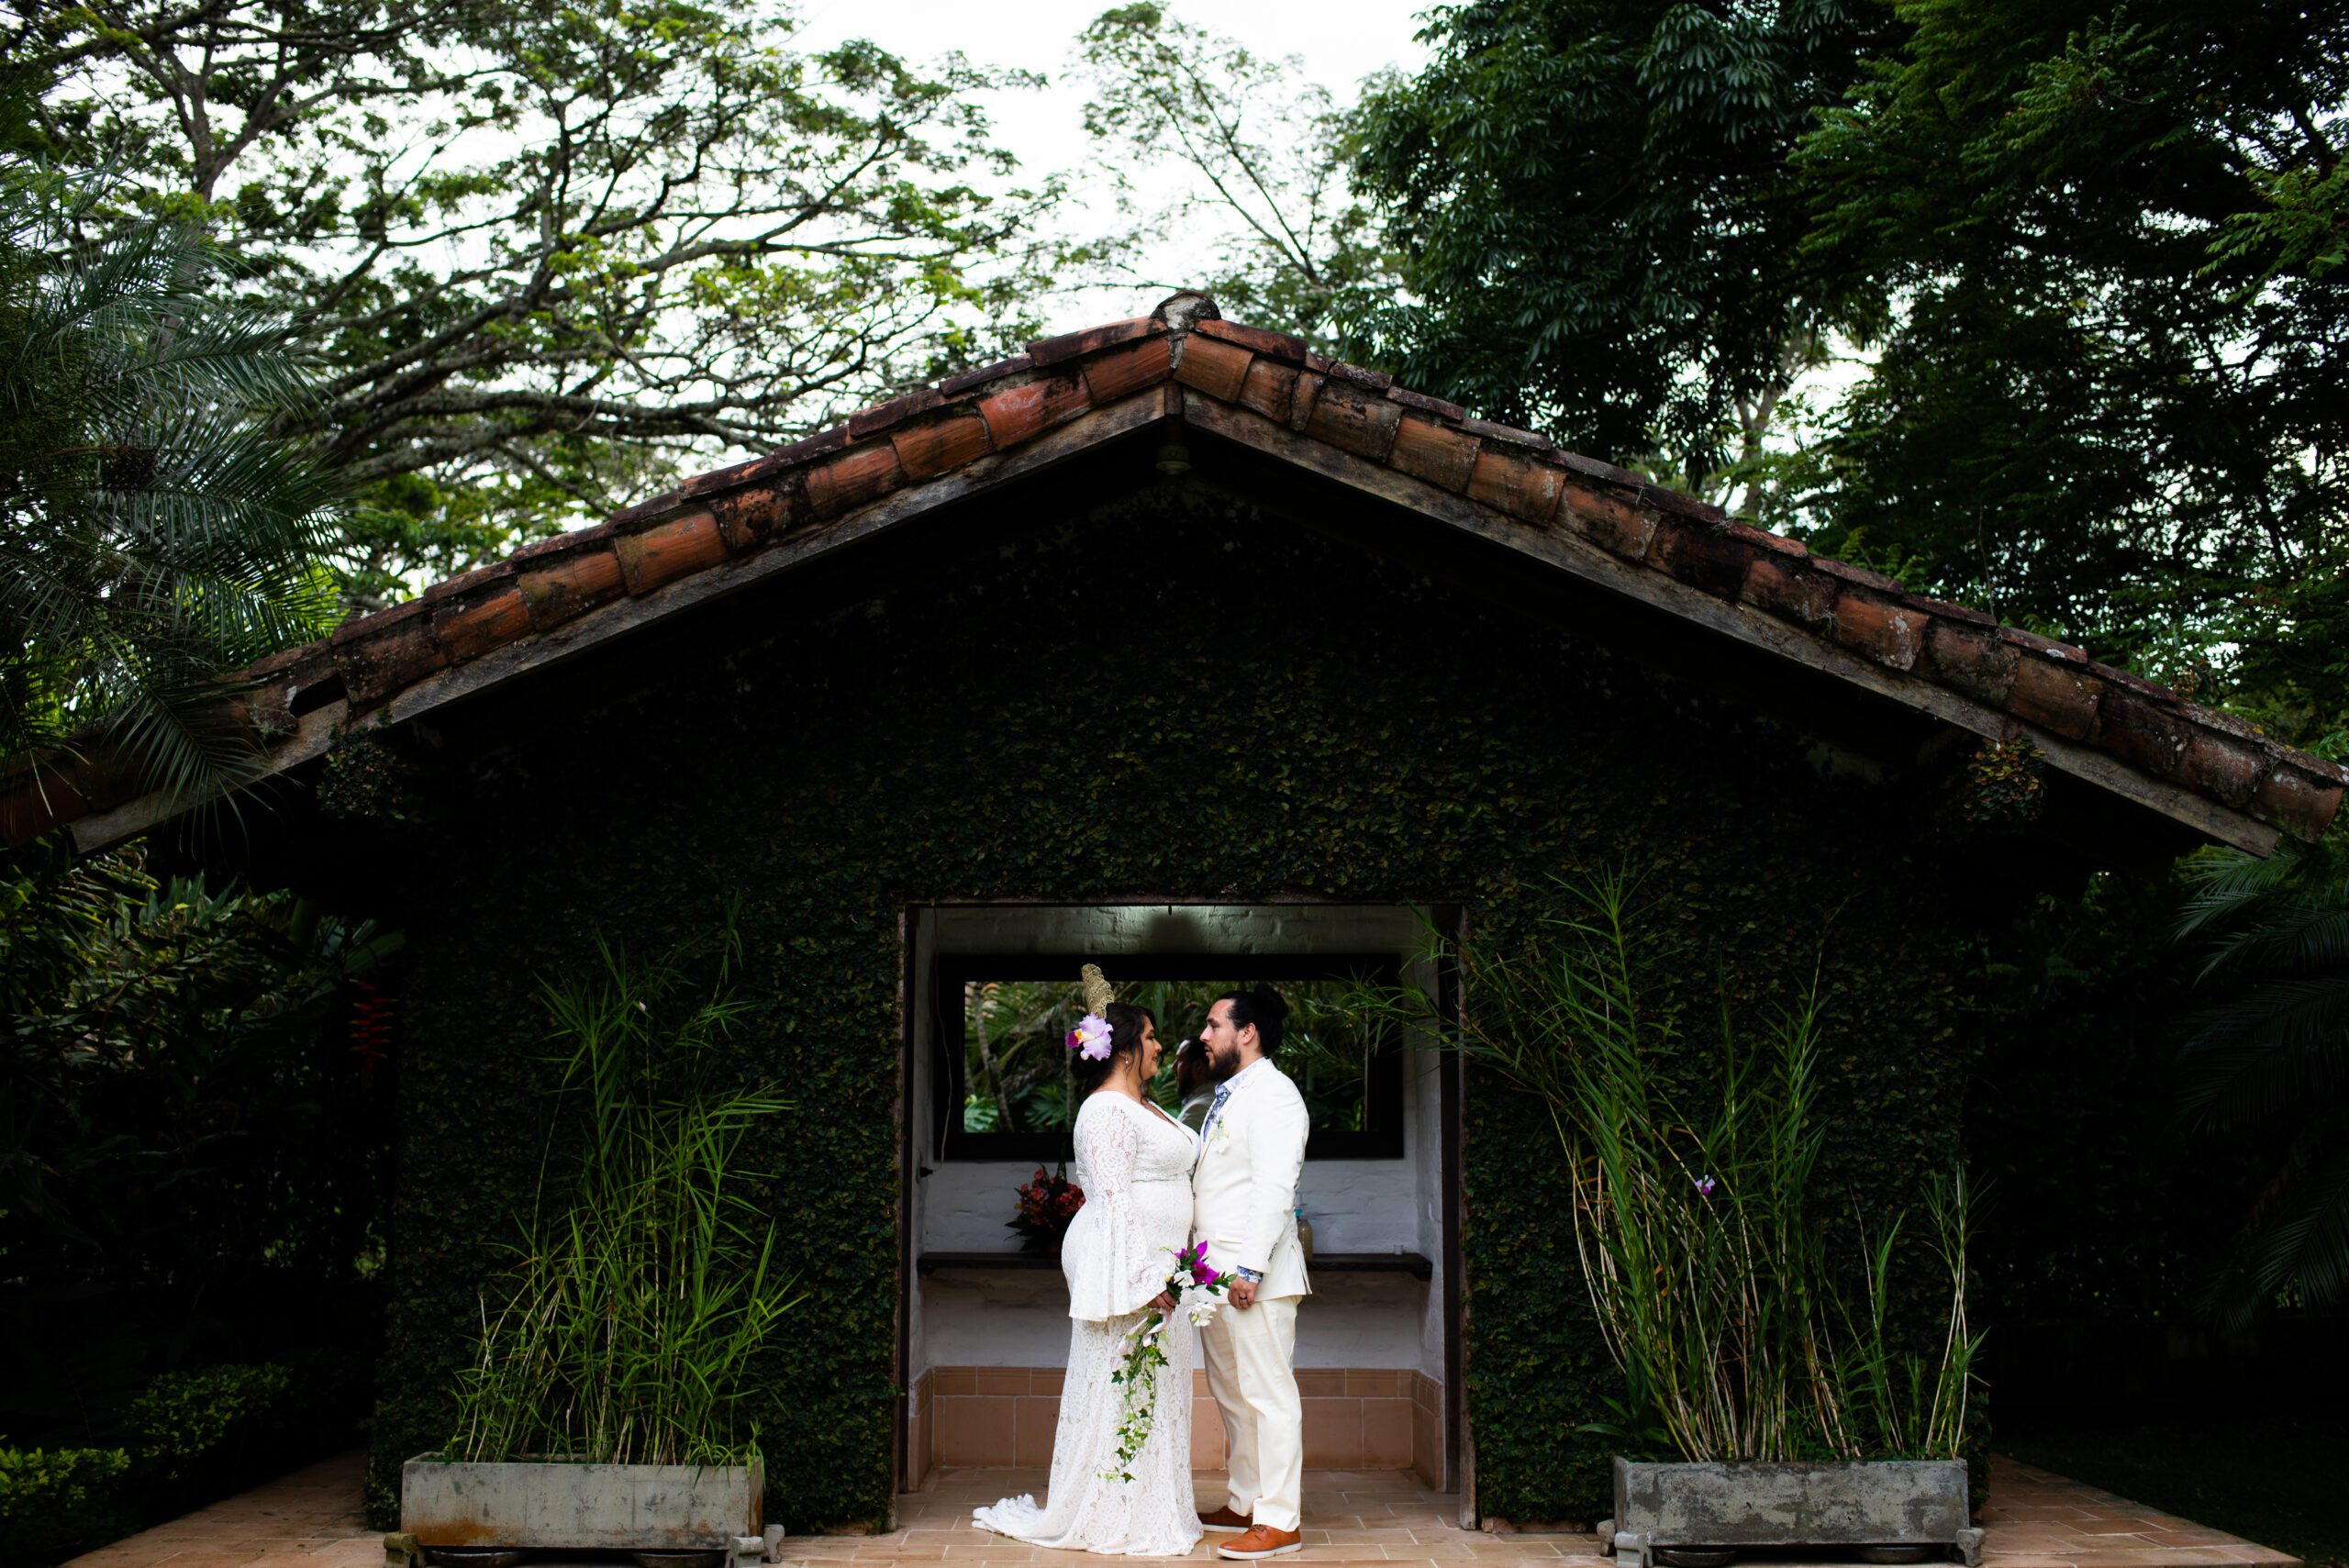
[1601,1457,1981,1568]
[396,1454,766,1562]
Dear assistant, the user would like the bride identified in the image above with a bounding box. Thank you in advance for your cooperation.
[973,986,1203,1557]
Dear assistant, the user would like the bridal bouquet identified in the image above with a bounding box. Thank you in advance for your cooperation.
[1103,1241,1228,1483]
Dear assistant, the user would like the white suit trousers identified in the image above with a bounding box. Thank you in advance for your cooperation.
[1200,1295,1302,1530]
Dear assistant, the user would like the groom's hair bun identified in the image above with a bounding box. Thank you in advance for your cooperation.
[1219,985,1290,1057]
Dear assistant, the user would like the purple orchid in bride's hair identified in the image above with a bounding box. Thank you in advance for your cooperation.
[1067,1012,1113,1061]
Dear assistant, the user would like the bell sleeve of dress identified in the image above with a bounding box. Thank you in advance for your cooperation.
[1063,1102,1166,1321]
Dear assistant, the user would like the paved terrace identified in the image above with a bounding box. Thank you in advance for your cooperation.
[67,1451,2296,1568]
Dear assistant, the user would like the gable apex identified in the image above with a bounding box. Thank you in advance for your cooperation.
[6,297,2340,859]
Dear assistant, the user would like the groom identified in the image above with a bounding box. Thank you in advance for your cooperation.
[1191,987,1311,1561]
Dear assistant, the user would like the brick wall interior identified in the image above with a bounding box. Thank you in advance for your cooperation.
[911,1367,1442,1489]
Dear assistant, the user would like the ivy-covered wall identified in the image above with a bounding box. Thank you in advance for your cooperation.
[363,478,1980,1529]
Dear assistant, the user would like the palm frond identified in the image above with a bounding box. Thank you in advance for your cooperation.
[2178,976,2349,1129]
[2254,1131,2349,1309]
[2176,836,2349,1320]
[1,155,343,809]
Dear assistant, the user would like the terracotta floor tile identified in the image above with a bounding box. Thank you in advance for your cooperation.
[1462,1542,1564,1557]
[67,1449,2302,1568]
[1996,1509,2105,1521]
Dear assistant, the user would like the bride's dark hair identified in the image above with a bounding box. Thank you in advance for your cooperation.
[1074,1000,1156,1094]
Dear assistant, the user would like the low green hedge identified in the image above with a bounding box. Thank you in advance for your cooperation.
[0,1447,132,1568]
[2,1357,355,1568]
[127,1362,298,1492]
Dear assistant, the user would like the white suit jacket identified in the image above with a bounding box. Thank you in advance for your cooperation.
[1191,1058,1313,1300]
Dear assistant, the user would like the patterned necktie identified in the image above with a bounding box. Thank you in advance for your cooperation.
[1199,1082,1234,1147]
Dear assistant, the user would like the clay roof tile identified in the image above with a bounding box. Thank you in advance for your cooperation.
[21,296,2339,855]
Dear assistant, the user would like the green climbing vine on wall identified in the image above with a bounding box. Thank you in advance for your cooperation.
[366,485,1983,1529]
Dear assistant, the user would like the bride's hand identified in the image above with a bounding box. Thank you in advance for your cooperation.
[1148,1290,1176,1314]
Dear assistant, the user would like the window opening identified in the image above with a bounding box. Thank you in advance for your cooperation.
[931,951,1405,1162]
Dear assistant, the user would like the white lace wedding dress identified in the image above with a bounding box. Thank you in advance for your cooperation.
[973,1090,1202,1556]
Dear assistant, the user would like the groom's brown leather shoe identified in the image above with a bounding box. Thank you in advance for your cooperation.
[1217,1524,1302,1559]
[1198,1506,1252,1531]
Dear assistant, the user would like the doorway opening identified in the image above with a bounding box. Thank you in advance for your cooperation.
[896,904,1464,1498]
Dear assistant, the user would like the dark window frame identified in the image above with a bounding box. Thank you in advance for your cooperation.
[931,951,1407,1163]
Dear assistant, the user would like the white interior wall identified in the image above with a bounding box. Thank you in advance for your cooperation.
[906,906,1448,1380]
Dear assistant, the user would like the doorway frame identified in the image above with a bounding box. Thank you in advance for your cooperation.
[892,899,1469,1504]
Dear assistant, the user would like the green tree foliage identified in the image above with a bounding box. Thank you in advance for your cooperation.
[2175,840,2349,1323]
[1963,873,2234,1331]
[0,844,401,1449]
[1351,0,1889,489]
[1796,0,2349,739]
[8,0,1059,608]
[1,159,338,807]
[957,975,1378,1136]
[1072,4,1398,345]
[1345,0,2348,749]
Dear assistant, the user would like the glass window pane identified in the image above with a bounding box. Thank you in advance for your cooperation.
[960,976,1379,1140]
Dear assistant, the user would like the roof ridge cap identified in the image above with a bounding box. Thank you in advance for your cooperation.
[9,299,2342,854]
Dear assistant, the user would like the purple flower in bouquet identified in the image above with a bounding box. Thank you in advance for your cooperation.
[1105,1242,1235,1482]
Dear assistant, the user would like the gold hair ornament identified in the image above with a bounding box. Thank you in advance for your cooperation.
[1080,962,1116,1017]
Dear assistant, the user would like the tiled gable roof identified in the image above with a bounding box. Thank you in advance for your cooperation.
[7,293,2341,857]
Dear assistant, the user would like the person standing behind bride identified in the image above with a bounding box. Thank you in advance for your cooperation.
[974,969,1203,1558]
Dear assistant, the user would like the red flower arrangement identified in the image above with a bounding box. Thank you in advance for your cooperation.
[1009,1164,1085,1251]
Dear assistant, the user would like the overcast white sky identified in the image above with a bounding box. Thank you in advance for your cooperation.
[789,0,1437,332]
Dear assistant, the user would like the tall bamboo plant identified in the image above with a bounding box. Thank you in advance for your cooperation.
[1369,870,1979,1462]
[446,920,799,1467]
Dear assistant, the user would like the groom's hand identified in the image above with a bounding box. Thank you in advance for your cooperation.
[1228,1278,1258,1310]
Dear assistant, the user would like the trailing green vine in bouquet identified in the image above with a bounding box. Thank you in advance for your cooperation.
[1103,1241,1229,1484]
